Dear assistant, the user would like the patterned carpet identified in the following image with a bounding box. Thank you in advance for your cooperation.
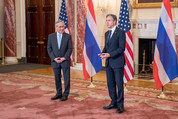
[0,72,178,119]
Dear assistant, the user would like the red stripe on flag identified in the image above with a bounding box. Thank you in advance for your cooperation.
[153,60,163,89]
[87,0,96,22]
[124,53,133,76]
[125,41,133,60]
[127,31,133,43]
[126,32,133,60]
[70,58,73,67]
[82,56,90,80]
[124,69,130,82]
[163,0,172,21]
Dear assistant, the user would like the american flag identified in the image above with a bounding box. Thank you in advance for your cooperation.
[59,0,69,33]
[118,0,134,83]
[59,0,73,66]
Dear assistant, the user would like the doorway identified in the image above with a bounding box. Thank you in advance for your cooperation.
[25,0,55,64]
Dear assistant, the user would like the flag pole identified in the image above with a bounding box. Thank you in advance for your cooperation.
[157,86,168,99]
[124,83,129,92]
[87,76,96,88]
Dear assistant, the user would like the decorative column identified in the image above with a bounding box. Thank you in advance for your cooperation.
[77,0,87,63]
[66,0,75,63]
[4,0,17,63]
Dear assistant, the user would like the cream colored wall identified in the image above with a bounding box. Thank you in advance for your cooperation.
[0,0,4,58]
[55,0,62,23]
[129,0,178,19]
[0,0,4,38]
[15,0,26,58]
[131,8,178,19]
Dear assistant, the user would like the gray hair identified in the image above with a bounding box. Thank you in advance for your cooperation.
[55,20,64,27]
[106,14,117,24]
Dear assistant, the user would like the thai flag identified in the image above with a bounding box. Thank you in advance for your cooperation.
[83,0,102,80]
[59,0,73,66]
[153,0,178,89]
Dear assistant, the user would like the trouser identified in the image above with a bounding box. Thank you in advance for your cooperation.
[106,65,124,107]
[53,66,70,97]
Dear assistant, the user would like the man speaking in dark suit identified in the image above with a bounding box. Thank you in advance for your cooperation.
[99,14,126,113]
[47,20,72,101]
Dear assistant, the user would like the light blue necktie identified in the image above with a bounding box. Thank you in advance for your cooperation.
[57,34,62,49]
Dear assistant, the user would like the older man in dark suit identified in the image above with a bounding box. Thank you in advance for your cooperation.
[99,14,126,113]
[47,20,72,101]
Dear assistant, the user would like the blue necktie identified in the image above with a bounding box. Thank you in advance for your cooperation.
[107,30,112,44]
[57,34,62,49]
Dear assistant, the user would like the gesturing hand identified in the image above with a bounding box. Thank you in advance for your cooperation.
[98,53,110,59]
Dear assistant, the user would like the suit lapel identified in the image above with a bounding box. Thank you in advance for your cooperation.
[106,27,118,47]
[106,31,110,47]
[53,32,59,50]
[110,27,118,41]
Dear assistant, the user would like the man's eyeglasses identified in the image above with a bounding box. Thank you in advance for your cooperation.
[57,26,65,28]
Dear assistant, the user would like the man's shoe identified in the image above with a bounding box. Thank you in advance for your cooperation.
[51,95,62,100]
[60,96,68,101]
[116,106,124,114]
[103,104,117,110]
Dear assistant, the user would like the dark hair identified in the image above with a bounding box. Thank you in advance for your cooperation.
[106,14,117,22]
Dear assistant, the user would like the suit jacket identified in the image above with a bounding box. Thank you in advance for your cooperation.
[47,32,72,68]
[102,27,126,68]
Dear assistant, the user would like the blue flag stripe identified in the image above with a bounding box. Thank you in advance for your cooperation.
[84,20,102,73]
[156,19,178,80]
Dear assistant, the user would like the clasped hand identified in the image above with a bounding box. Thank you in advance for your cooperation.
[54,57,66,63]
[98,53,110,59]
